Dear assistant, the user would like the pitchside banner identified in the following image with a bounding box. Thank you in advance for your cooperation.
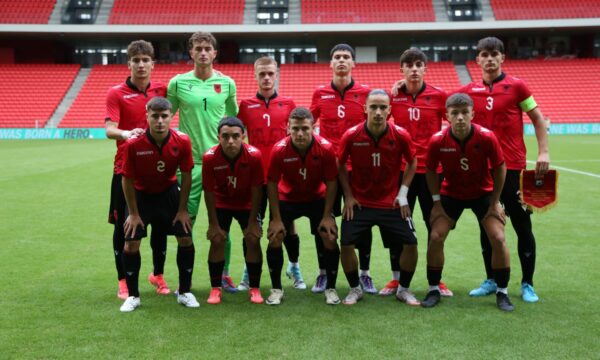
[1,124,599,140]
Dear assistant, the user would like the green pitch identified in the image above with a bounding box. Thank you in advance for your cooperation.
[1,135,599,359]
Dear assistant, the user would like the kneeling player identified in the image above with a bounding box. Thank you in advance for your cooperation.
[267,107,340,305]
[203,117,265,304]
[120,97,198,312]
[338,89,420,306]
[421,93,514,312]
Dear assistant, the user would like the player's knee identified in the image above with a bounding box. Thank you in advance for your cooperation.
[124,240,140,253]
[429,231,446,246]
[488,233,506,249]
[177,236,193,247]
[244,236,260,249]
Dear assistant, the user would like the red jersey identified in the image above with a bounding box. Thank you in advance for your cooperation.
[122,129,194,194]
[268,134,338,203]
[238,92,296,176]
[457,73,534,170]
[310,79,370,153]
[338,122,416,209]
[426,124,504,200]
[202,143,264,211]
[105,77,167,174]
[391,82,447,173]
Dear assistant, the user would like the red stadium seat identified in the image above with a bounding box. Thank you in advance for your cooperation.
[0,0,55,24]
[301,0,435,23]
[109,0,244,24]
[490,0,600,20]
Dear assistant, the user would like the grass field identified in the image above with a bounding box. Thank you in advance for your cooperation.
[1,135,599,359]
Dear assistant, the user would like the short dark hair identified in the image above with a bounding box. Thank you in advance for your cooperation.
[127,40,154,59]
[330,43,355,60]
[188,32,217,50]
[146,96,171,112]
[289,107,314,123]
[400,47,427,65]
[218,116,245,133]
[476,37,505,54]
[446,93,473,109]
[366,89,390,102]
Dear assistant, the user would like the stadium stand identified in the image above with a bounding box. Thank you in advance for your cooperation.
[108,0,244,24]
[466,59,600,123]
[301,0,435,23]
[0,64,80,128]
[490,0,600,20]
[59,64,255,128]
[0,0,55,24]
[280,62,462,107]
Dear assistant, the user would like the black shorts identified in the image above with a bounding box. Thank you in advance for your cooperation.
[108,173,125,225]
[125,184,191,240]
[341,207,417,249]
[441,194,492,226]
[216,208,261,233]
[280,199,329,235]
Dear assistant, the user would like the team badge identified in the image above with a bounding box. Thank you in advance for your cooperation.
[188,84,193,91]
[503,85,510,93]
[425,96,431,104]
[214,84,222,93]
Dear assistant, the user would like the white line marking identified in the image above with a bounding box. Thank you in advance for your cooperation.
[526,160,600,179]
[551,160,600,163]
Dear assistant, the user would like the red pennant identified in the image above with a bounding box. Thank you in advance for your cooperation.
[520,170,558,212]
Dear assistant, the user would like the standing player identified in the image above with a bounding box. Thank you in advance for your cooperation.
[338,89,420,306]
[236,56,305,291]
[167,32,239,292]
[202,117,265,304]
[421,93,514,312]
[119,97,198,312]
[266,107,340,305]
[105,40,171,299]
[310,44,376,294]
[459,37,550,303]
[381,48,453,297]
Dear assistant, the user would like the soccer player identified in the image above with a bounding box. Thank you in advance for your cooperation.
[266,107,340,305]
[202,117,265,304]
[167,32,240,292]
[421,93,514,312]
[236,56,305,291]
[310,43,376,294]
[105,40,171,300]
[119,97,198,312]
[338,89,420,306]
[381,48,454,297]
[459,37,550,303]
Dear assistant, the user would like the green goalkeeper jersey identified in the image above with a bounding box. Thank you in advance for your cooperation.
[167,70,238,164]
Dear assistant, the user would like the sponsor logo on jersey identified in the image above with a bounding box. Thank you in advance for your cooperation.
[136,150,154,156]
[247,104,261,109]
[440,148,456,152]
[124,93,139,99]
[353,142,370,147]
[214,165,229,171]
[214,84,222,93]
[284,157,299,163]
[472,87,486,91]
[321,95,335,99]
[393,97,408,102]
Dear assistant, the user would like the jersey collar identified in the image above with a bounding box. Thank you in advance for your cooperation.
[449,125,474,147]
[364,121,388,145]
[402,81,427,102]
[126,77,152,96]
[482,72,506,90]
[256,91,279,107]
[291,136,315,160]
[330,78,355,99]
[145,128,172,153]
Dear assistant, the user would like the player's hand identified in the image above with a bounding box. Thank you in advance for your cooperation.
[207,224,226,244]
[318,216,338,242]
[124,214,144,239]
[399,204,412,219]
[391,79,406,96]
[131,128,145,137]
[267,219,286,244]
[173,210,192,234]
[244,220,262,242]
[535,152,550,179]
[484,201,506,225]
[429,202,448,227]
[342,196,361,221]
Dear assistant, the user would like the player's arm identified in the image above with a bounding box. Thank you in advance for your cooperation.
[166,77,180,115]
[485,162,507,224]
[244,185,263,242]
[225,79,239,116]
[425,138,447,225]
[173,170,192,234]
[266,180,286,242]
[526,106,550,179]
[105,121,143,141]
[104,90,142,139]
[339,165,359,221]
[395,156,417,219]
[204,190,226,243]
[121,176,143,238]
[390,79,406,97]
[319,179,338,241]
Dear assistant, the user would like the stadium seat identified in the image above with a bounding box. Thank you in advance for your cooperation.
[301,0,435,23]
[109,0,244,24]
[490,0,600,20]
[0,64,80,128]
[466,59,600,123]
[0,0,55,24]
